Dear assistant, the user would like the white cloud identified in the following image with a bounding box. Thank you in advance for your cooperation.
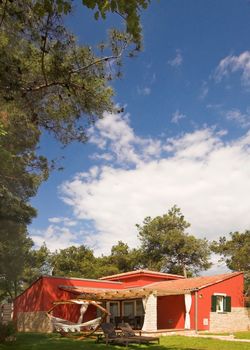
[48,217,77,227]
[88,112,162,166]
[90,152,114,161]
[199,81,209,100]
[202,253,229,276]
[171,110,186,124]
[31,225,80,251]
[137,86,151,95]
[214,51,250,86]
[168,49,183,68]
[59,112,250,258]
[206,103,223,110]
[225,108,250,128]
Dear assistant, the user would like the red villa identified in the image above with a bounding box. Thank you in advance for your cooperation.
[14,269,249,333]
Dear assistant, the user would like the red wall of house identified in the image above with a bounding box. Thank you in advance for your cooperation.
[13,277,44,316]
[14,273,183,323]
[14,276,121,322]
[107,273,182,288]
[156,274,244,331]
[115,276,172,288]
[14,272,183,318]
[194,273,244,331]
[157,295,185,329]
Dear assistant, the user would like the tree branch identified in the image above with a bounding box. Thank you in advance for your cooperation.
[69,46,126,75]
[23,53,123,92]
[114,10,126,21]
[23,81,67,92]
[41,14,51,86]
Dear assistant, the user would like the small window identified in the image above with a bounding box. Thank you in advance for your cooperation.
[136,300,144,316]
[211,295,231,312]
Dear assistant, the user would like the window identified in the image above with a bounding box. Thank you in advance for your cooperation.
[123,301,135,317]
[211,295,231,312]
[110,302,120,317]
[107,301,120,324]
[122,299,144,317]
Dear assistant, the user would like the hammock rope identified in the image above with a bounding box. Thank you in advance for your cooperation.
[48,315,102,332]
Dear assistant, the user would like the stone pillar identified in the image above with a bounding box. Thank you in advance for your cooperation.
[142,293,157,331]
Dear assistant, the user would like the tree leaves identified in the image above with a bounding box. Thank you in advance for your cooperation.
[137,206,212,277]
[82,0,150,48]
[0,0,149,300]
[211,231,250,292]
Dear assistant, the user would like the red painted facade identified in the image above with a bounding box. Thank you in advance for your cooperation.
[14,271,245,331]
[156,273,244,330]
[157,295,185,329]
[101,271,183,287]
[14,276,122,322]
[195,273,244,330]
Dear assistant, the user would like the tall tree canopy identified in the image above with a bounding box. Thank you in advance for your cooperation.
[51,245,97,278]
[0,0,151,209]
[0,0,150,300]
[48,241,141,279]
[137,206,212,277]
[107,241,140,272]
[0,225,33,300]
[211,231,250,292]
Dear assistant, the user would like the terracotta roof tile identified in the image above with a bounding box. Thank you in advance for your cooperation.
[144,271,243,294]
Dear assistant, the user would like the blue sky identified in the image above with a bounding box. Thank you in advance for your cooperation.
[30,0,250,272]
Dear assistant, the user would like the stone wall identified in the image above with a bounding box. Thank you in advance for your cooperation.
[209,307,250,332]
[16,311,53,333]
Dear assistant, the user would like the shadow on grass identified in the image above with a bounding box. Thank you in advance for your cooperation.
[0,333,204,350]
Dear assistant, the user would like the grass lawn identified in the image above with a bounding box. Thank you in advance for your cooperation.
[199,331,250,339]
[234,332,250,340]
[0,333,249,350]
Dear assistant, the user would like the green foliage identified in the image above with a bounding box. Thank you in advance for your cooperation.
[0,0,146,145]
[211,231,250,292]
[0,113,47,300]
[137,206,212,276]
[0,0,114,145]
[48,242,140,279]
[51,245,97,278]
[0,0,148,301]
[108,241,141,272]
[0,321,16,343]
[82,0,150,49]
[22,244,52,286]
[0,224,33,300]
[0,114,48,223]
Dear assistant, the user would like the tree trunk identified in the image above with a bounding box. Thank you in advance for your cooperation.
[183,265,187,278]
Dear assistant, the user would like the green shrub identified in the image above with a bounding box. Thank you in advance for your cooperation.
[0,321,16,343]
